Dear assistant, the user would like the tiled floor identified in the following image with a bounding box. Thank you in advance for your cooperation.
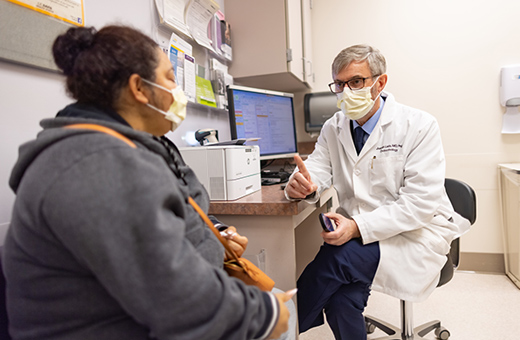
[299,271,520,340]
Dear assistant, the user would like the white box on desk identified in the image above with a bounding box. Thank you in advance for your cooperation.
[179,145,261,200]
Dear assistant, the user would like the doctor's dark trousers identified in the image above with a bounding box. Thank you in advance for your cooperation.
[297,238,380,340]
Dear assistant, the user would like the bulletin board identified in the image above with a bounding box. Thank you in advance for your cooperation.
[0,0,72,72]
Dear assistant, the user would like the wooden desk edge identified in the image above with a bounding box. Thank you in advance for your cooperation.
[208,185,334,216]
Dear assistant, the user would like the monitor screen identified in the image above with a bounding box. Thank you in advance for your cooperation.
[227,85,298,160]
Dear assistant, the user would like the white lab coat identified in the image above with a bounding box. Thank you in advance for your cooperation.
[294,92,470,302]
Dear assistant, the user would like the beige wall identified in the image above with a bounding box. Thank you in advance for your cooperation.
[305,0,520,254]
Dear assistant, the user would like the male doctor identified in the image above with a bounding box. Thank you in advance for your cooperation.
[285,45,470,340]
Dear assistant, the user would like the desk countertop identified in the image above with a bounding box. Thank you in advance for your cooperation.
[208,184,310,216]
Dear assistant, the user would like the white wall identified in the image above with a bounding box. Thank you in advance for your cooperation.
[310,0,520,254]
[0,0,229,244]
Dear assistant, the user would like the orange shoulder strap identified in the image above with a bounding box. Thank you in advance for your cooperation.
[188,197,240,263]
[65,124,137,149]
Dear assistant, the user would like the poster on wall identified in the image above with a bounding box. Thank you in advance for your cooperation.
[155,0,191,37]
[185,0,219,51]
[7,0,85,26]
[168,31,196,103]
[155,0,219,52]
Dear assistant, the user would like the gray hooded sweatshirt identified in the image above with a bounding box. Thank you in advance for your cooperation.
[2,103,278,340]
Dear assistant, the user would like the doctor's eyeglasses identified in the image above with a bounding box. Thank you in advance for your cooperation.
[328,75,380,94]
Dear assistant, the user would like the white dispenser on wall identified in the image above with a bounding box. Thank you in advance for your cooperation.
[500,65,520,134]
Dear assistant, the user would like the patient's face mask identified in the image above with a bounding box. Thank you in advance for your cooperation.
[142,79,188,132]
[336,77,380,121]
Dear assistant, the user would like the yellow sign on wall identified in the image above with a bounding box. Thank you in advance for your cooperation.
[8,0,85,26]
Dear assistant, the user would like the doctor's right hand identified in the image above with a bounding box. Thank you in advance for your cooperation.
[286,155,318,199]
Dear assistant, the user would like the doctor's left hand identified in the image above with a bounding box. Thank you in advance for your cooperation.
[222,226,248,260]
[321,213,361,246]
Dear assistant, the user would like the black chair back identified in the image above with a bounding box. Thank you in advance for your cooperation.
[445,178,477,267]
[438,179,477,287]
[445,178,477,225]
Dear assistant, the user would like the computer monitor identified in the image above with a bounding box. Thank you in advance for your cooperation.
[227,85,298,161]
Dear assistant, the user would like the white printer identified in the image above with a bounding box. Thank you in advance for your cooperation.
[179,145,261,200]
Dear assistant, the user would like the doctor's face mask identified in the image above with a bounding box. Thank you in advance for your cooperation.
[336,76,380,121]
[142,78,188,132]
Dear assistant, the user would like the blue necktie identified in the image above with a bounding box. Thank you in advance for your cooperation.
[353,126,367,155]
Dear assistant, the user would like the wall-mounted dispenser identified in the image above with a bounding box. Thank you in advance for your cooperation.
[500,65,520,134]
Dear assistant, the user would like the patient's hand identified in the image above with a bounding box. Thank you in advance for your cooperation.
[269,289,297,339]
[222,226,248,260]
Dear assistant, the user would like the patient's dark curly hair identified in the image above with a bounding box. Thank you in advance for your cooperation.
[52,25,159,108]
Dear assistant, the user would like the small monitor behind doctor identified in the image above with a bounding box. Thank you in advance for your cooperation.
[227,85,298,160]
[304,91,338,133]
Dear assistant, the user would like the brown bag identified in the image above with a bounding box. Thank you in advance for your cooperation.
[188,197,275,291]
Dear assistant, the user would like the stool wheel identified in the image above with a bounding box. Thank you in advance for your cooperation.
[365,320,376,334]
[435,326,450,340]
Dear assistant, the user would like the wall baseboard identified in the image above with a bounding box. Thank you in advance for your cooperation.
[459,252,505,274]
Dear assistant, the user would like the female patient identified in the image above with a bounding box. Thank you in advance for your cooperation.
[2,25,294,340]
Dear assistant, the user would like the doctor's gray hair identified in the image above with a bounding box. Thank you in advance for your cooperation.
[332,44,386,77]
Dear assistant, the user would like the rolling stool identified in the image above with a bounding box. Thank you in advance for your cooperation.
[364,178,477,340]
